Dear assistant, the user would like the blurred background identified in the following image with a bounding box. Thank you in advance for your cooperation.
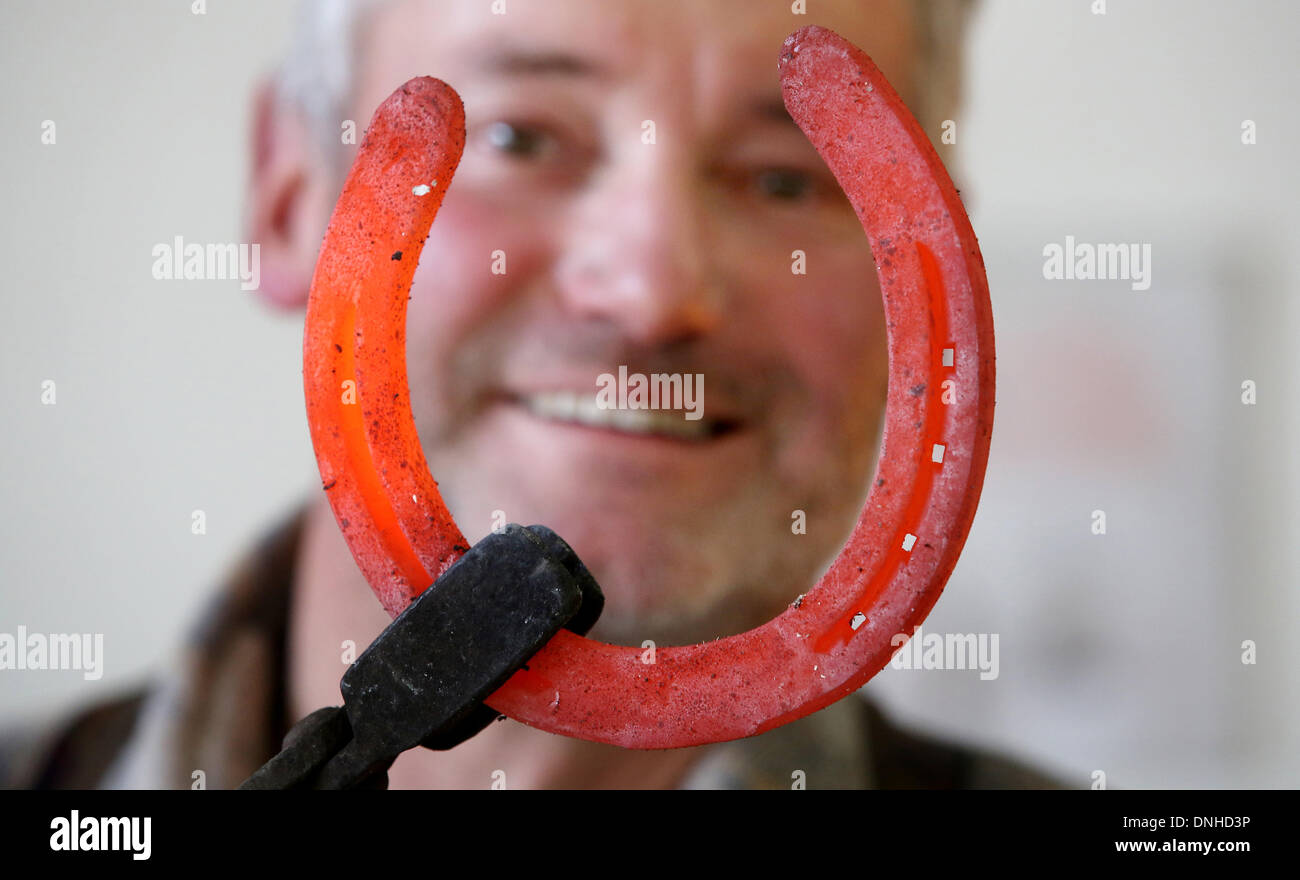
[1,0,1296,788]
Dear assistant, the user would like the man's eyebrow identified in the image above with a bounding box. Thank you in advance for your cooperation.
[751,98,799,127]
[471,46,612,79]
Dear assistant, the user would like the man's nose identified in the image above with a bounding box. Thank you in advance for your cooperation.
[553,157,723,346]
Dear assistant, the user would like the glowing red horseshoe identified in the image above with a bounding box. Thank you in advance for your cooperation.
[303,24,994,749]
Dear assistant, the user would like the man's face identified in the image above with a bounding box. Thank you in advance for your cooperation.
[341,0,913,645]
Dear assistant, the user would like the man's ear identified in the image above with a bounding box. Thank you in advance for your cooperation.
[245,78,333,311]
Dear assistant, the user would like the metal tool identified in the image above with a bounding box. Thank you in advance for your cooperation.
[240,524,603,789]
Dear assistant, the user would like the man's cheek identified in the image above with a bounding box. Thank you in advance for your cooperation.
[406,199,529,354]
[408,196,521,328]
[786,266,884,397]
[401,207,494,438]
[404,195,554,440]
[754,287,882,408]
[762,278,885,478]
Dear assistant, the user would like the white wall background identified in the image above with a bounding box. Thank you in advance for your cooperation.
[2,0,1296,788]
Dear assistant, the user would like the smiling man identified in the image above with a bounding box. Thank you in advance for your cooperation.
[278,0,909,660]
[3,0,1062,790]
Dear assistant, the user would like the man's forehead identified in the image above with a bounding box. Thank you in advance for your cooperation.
[359,0,916,98]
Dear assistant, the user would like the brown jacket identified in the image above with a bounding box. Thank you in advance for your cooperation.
[1,505,1066,790]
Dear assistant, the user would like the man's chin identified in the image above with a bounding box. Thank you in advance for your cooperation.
[584,603,752,649]
[574,553,804,648]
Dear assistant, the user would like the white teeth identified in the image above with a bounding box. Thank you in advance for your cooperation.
[519,391,716,439]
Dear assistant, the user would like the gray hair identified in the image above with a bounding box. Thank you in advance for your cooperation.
[273,0,378,171]
[274,0,977,173]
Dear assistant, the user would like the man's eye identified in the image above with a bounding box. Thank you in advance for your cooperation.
[755,168,814,200]
[484,121,554,159]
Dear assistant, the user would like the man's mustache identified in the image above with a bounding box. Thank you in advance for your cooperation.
[447,326,797,419]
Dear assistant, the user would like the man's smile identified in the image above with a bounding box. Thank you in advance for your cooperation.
[510,389,738,441]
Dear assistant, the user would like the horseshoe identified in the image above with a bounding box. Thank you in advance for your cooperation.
[302,24,995,750]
